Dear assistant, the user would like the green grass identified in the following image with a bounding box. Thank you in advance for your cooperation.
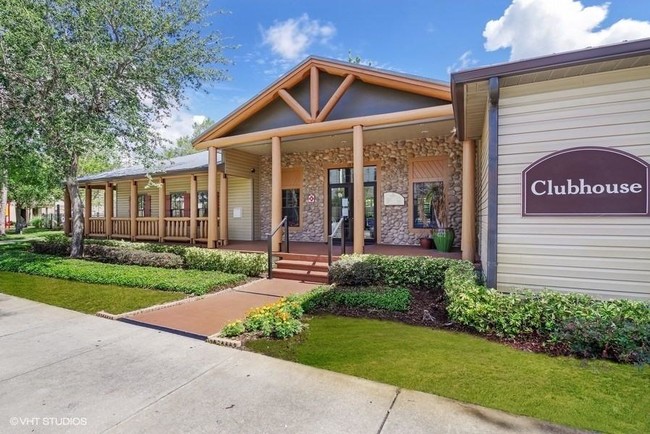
[0,249,246,295]
[0,271,186,314]
[0,228,62,242]
[248,315,650,434]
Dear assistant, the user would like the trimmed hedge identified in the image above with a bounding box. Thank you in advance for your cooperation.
[33,237,267,277]
[0,250,245,295]
[304,285,411,312]
[329,254,458,291]
[443,261,650,364]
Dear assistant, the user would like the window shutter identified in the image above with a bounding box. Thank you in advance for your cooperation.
[166,195,171,217]
[144,195,151,217]
[183,193,190,217]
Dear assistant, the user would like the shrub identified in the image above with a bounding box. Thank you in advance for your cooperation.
[221,320,246,338]
[30,217,43,228]
[83,244,183,268]
[289,285,331,312]
[442,261,650,364]
[325,286,411,312]
[31,239,70,256]
[329,254,458,291]
[183,247,266,276]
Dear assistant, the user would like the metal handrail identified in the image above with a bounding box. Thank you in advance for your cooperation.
[328,217,346,267]
[266,216,289,279]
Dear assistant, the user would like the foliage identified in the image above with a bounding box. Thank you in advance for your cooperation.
[329,254,458,291]
[182,247,267,277]
[247,315,650,434]
[0,271,185,314]
[0,0,231,256]
[0,250,244,295]
[308,286,411,312]
[442,261,650,364]
[221,298,305,339]
[83,245,183,268]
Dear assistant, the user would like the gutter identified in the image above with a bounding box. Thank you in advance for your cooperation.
[486,77,499,289]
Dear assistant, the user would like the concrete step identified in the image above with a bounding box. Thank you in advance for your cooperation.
[271,268,329,284]
[276,259,329,272]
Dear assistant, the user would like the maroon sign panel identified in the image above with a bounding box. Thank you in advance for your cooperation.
[522,147,650,216]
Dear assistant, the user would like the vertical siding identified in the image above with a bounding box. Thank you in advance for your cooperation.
[477,106,490,276]
[224,149,260,240]
[497,66,650,300]
[115,182,130,218]
[228,176,253,240]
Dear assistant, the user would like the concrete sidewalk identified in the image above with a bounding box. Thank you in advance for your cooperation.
[0,294,581,433]
[124,278,316,338]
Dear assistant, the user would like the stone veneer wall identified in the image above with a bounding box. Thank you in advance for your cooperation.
[259,135,463,246]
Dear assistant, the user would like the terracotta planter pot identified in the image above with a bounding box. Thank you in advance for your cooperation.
[419,237,433,249]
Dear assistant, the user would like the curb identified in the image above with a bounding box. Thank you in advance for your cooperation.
[207,334,242,348]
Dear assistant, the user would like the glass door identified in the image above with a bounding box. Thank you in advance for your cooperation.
[329,185,352,244]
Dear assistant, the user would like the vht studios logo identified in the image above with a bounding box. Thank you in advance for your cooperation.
[522,147,650,216]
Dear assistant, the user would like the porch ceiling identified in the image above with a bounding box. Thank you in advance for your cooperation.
[224,118,456,155]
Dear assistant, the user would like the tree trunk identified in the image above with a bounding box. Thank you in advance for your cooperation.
[0,169,7,236]
[67,154,84,257]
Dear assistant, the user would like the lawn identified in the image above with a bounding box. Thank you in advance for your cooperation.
[0,248,246,295]
[0,227,62,243]
[248,315,650,434]
[0,271,185,314]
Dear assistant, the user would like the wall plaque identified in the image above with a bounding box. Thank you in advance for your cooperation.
[384,192,405,206]
[522,147,649,216]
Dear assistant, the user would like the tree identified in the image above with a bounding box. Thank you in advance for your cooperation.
[163,117,215,159]
[0,0,230,256]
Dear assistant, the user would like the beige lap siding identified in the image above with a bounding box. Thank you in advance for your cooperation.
[228,176,254,240]
[223,149,260,239]
[497,66,650,300]
[115,182,130,218]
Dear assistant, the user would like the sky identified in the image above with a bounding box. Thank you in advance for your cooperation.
[157,0,650,143]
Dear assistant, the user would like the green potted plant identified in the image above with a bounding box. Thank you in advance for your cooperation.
[430,184,454,252]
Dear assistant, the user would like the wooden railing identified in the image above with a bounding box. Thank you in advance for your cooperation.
[136,217,159,239]
[196,217,208,240]
[164,217,190,240]
[112,218,130,237]
[89,218,105,235]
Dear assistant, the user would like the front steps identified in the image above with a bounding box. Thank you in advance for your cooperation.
[271,253,335,284]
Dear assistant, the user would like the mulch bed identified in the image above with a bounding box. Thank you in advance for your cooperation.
[312,288,570,357]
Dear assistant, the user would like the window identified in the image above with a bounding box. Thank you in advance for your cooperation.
[412,181,443,229]
[282,189,300,227]
[170,193,185,217]
[137,194,146,217]
[197,191,208,217]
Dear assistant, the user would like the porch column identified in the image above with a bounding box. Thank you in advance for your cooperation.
[63,186,71,235]
[130,180,137,240]
[353,125,364,254]
[84,186,91,236]
[271,136,282,251]
[104,182,113,238]
[158,178,165,242]
[190,174,197,243]
[207,147,218,248]
[461,139,476,262]
[219,173,228,246]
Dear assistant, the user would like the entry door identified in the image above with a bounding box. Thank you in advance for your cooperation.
[329,186,353,244]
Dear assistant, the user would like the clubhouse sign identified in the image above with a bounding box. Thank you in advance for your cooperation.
[522,147,650,216]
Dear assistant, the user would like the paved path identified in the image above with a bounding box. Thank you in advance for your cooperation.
[0,295,581,434]
[124,279,316,338]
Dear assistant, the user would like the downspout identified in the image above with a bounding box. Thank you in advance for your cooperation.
[486,77,499,289]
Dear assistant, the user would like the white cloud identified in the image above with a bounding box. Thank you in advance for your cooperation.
[261,14,336,61]
[484,0,650,60]
[154,109,207,144]
[446,50,478,74]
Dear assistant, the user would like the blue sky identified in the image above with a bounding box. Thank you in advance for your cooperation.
[158,0,650,142]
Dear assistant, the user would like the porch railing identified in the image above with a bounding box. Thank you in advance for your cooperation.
[266,216,289,279]
[112,218,130,237]
[196,217,209,240]
[136,217,158,239]
[164,217,190,240]
[89,218,105,235]
[328,217,346,267]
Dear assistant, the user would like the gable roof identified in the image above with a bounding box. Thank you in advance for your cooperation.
[193,56,451,145]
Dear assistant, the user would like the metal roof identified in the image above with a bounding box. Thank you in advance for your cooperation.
[78,151,209,184]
